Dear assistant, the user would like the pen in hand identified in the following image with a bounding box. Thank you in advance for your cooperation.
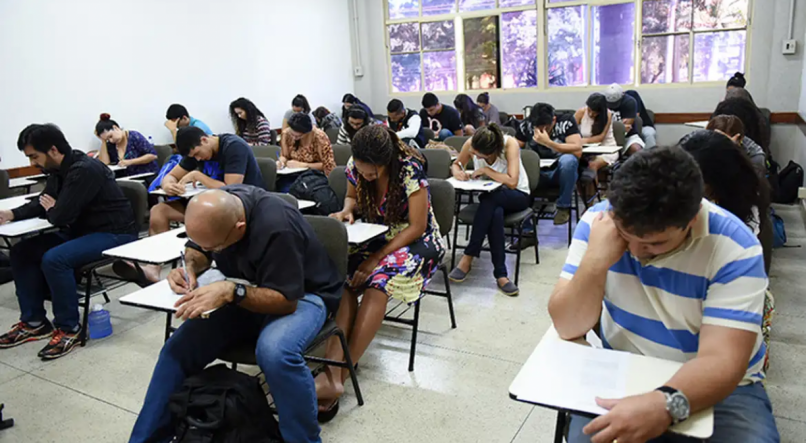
[180,251,191,292]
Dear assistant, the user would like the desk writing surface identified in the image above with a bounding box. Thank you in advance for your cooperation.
[446,177,503,192]
[150,183,207,198]
[0,196,30,211]
[103,227,187,264]
[345,221,388,244]
[119,280,181,313]
[119,172,156,181]
[509,326,713,439]
[276,166,309,176]
[0,218,54,237]
[9,178,36,189]
[685,121,709,129]
[582,145,621,155]
[298,200,315,210]
[540,159,558,168]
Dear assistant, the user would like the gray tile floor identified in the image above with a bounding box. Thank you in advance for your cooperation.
[0,205,804,442]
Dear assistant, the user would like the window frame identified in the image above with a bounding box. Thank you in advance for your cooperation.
[382,0,753,95]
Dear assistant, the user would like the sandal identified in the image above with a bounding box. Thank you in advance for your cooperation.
[112,260,152,288]
[317,399,340,424]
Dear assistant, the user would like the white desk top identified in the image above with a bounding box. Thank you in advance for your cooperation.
[685,121,709,129]
[0,195,31,211]
[509,326,713,439]
[119,172,156,181]
[0,218,54,237]
[540,159,558,168]
[103,227,187,264]
[345,221,388,244]
[582,145,622,155]
[109,164,126,172]
[446,177,503,192]
[9,178,36,189]
[276,166,308,176]
[119,280,182,313]
[150,183,207,198]
[298,200,315,210]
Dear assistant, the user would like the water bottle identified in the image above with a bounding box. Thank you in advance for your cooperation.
[88,304,113,340]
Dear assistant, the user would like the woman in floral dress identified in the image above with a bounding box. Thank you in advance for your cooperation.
[316,125,445,420]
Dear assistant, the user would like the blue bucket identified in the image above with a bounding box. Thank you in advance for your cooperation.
[88,307,113,340]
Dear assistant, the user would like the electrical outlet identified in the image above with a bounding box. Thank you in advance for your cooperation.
[783,39,797,55]
[353,66,364,77]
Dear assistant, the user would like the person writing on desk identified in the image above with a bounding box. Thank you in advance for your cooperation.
[129,186,343,443]
[278,112,336,191]
[0,124,138,359]
[549,146,779,442]
[133,127,264,283]
[448,125,530,296]
[95,113,158,178]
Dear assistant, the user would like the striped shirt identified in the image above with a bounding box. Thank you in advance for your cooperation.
[561,200,768,384]
[240,116,272,146]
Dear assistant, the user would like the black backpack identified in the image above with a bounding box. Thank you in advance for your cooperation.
[168,364,283,443]
[288,170,341,216]
[775,160,804,204]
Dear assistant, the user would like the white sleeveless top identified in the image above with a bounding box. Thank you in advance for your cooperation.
[472,136,530,195]
[580,109,617,147]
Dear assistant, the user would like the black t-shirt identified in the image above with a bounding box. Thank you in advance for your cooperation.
[515,113,580,159]
[420,105,463,134]
[179,134,265,189]
[607,95,638,136]
[194,185,344,314]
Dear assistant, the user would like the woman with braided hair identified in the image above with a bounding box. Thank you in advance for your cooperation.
[316,125,445,421]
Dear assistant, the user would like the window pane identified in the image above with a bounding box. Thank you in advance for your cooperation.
[422,0,456,16]
[422,21,455,50]
[641,35,690,84]
[388,0,420,19]
[501,10,538,88]
[424,51,457,91]
[464,16,500,90]
[500,0,535,6]
[547,0,576,3]
[694,0,748,30]
[547,6,586,87]
[460,0,495,12]
[388,23,420,53]
[591,3,635,85]
[693,30,746,82]
[642,0,692,34]
[391,54,422,92]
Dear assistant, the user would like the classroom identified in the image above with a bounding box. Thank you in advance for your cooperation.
[0,0,805,442]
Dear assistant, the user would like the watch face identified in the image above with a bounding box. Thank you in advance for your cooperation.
[668,393,690,421]
[236,285,246,297]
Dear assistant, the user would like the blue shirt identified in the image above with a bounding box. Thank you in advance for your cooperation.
[189,117,213,135]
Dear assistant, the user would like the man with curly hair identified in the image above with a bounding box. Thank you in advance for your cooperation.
[549,145,779,442]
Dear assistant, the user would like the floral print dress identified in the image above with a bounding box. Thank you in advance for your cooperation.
[346,156,445,302]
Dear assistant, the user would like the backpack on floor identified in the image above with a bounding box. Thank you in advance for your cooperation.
[168,364,283,443]
[289,170,341,216]
[769,208,787,248]
[774,160,804,204]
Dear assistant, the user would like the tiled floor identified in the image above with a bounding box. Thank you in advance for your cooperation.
[0,205,804,442]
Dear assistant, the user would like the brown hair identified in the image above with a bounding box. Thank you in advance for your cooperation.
[706,114,745,140]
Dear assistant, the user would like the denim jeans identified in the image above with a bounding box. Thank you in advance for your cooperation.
[10,231,137,331]
[129,294,327,443]
[538,153,579,209]
[567,383,780,443]
[464,188,531,279]
[437,128,454,141]
[643,126,658,149]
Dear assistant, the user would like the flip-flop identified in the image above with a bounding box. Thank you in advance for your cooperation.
[317,399,340,424]
[112,261,152,288]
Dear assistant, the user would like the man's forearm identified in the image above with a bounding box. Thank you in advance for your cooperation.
[185,247,210,275]
[238,286,297,316]
[546,140,582,155]
[664,355,746,413]
[548,256,608,339]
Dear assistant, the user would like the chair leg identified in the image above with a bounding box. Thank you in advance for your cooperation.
[441,265,457,329]
[81,273,92,346]
[451,216,460,270]
[514,225,523,286]
[554,411,567,443]
[408,300,421,372]
[337,329,364,406]
[92,271,110,304]
[533,215,540,265]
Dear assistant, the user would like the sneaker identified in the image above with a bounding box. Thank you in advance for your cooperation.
[0,321,54,349]
[554,208,571,225]
[506,236,537,252]
[38,327,81,360]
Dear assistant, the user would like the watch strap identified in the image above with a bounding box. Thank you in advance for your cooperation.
[656,386,678,395]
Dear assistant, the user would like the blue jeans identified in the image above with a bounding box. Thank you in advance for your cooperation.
[437,128,454,141]
[538,154,579,209]
[643,126,658,149]
[464,188,531,279]
[129,294,327,443]
[10,231,137,331]
[568,383,780,443]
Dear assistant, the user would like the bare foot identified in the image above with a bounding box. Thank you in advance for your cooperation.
[315,367,344,409]
[141,264,162,283]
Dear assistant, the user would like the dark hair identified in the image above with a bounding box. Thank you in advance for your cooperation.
[17,123,72,155]
[166,104,189,120]
[713,98,770,155]
[176,126,207,156]
[471,124,505,157]
[679,131,769,229]
[422,93,439,108]
[342,93,358,105]
[609,146,704,236]
[291,94,311,114]
[706,115,745,139]
[312,106,331,124]
[229,97,266,137]
[344,105,371,139]
[531,103,555,127]
[725,86,756,105]
[95,113,120,135]
[387,99,405,114]
[350,125,424,226]
[288,112,313,134]
[454,94,482,127]
[476,92,490,105]
[726,72,746,89]
[585,93,609,136]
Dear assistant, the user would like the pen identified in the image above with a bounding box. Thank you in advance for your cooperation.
[276,150,284,170]
[180,251,190,290]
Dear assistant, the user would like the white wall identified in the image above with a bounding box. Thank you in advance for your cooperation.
[800,28,806,122]
[0,0,354,168]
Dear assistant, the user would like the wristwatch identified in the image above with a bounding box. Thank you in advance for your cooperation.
[656,386,690,424]
[231,283,247,306]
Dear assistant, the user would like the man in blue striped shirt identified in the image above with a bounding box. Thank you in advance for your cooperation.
[550,146,779,442]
